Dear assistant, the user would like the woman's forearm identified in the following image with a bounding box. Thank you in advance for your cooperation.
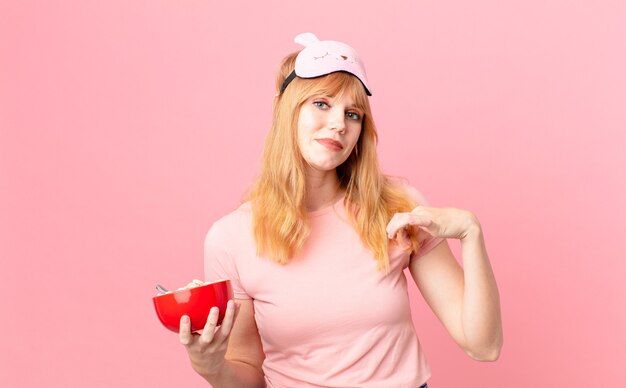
[202,359,265,388]
[460,224,503,361]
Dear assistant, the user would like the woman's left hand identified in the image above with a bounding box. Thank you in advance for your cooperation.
[386,206,481,241]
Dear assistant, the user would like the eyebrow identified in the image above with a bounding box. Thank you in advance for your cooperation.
[313,95,363,111]
[347,104,364,113]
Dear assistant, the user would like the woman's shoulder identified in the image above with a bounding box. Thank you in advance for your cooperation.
[208,201,253,235]
[386,176,432,206]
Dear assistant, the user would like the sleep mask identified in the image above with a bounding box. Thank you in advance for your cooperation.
[280,32,372,96]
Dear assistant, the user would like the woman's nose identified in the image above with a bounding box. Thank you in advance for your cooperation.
[328,108,346,133]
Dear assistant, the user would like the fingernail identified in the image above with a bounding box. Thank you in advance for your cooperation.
[182,315,189,323]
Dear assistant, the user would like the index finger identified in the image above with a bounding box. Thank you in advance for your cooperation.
[179,315,193,346]
[386,212,411,238]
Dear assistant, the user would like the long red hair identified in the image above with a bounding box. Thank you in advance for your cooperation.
[248,52,419,271]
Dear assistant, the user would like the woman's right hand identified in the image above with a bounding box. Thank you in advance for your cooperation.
[179,299,239,379]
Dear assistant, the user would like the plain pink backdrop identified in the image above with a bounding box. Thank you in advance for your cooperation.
[2,1,625,387]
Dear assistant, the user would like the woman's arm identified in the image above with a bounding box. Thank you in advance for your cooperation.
[388,207,503,360]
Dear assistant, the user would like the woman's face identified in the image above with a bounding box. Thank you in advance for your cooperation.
[296,93,363,173]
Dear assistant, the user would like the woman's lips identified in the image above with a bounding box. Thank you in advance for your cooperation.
[316,138,343,151]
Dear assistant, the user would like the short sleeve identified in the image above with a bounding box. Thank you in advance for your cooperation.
[401,182,445,260]
[203,223,251,299]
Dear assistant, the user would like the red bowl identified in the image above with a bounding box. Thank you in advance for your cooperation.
[152,279,233,332]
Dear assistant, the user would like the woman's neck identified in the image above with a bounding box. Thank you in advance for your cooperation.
[304,170,343,212]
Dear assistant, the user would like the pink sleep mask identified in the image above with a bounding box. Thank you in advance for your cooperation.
[280,32,372,96]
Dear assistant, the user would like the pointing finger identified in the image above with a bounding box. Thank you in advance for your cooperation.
[179,315,193,346]
[386,213,407,237]
[408,215,432,227]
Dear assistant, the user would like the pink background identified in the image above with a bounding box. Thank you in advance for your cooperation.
[2,1,625,387]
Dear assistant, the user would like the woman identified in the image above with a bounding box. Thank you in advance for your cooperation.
[179,32,503,388]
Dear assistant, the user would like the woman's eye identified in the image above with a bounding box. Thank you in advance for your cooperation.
[346,111,360,120]
[313,101,329,109]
